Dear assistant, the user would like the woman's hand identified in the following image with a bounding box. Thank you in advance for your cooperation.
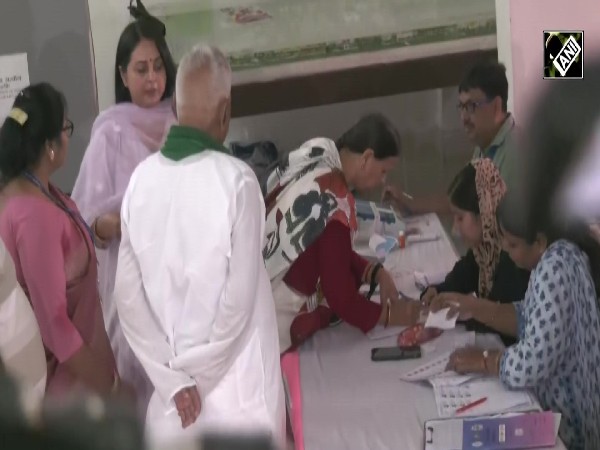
[429,292,479,321]
[95,212,121,242]
[446,347,487,374]
[376,269,399,304]
[389,299,421,327]
[420,287,438,308]
[381,185,412,213]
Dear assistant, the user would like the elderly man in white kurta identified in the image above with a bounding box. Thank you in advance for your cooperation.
[112,44,285,446]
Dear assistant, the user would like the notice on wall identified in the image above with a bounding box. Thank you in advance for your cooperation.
[0,53,30,123]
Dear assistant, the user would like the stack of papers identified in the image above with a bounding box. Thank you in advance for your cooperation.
[433,378,535,418]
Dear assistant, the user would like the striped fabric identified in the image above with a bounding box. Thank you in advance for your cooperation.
[0,239,46,405]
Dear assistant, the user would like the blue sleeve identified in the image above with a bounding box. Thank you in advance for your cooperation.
[513,301,526,337]
[499,257,571,388]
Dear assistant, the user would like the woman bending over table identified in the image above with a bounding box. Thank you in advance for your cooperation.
[264,114,420,353]
[421,159,530,345]
[437,192,600,450]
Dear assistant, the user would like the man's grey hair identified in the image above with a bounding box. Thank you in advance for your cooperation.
[175,44,232,113]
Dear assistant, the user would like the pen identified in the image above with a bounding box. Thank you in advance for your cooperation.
[455,396,487,415]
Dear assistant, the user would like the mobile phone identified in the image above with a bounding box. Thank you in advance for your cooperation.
[371,345,421,362]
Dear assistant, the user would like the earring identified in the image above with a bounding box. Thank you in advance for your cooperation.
[50,149,55,161]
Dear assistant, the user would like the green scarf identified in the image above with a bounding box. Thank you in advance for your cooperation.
[160,125,230,161]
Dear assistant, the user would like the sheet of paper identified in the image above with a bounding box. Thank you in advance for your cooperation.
[407,233,440,244]
[421,329,475,355]
[369,233,398,259]
[0,53,30,122]
[424,308,458,330]
[433,378,534,418]
[399,351,453,381]
[399,331,476,381]
[414,270,448,291]
[429,373,477,388]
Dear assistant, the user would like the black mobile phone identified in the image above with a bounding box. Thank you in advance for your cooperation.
[371,345,421,362]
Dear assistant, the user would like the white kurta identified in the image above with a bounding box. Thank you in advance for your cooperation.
[113,150,285,447]
[0,239,46,407]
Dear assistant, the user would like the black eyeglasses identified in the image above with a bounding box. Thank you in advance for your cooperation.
[456,99,493,115]
[63,119,74,137]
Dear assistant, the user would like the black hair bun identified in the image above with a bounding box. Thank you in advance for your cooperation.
[128,0,166,37]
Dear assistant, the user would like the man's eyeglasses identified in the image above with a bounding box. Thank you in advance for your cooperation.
[456,99,492,114]
[63,119,74,137]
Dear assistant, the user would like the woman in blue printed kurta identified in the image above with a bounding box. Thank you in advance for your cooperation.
[500,239,599,449]
[437,194,600,450]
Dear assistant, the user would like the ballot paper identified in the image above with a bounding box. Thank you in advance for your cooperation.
[433,378,535,418]
[424,307,458,330]
[414,270,448,291]
[399,331,476,382]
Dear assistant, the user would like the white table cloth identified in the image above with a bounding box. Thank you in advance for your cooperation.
[297,214,566,450]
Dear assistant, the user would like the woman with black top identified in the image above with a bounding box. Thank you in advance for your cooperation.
[421,158,530,345]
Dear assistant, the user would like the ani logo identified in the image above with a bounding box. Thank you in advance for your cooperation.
[543,31,584,79]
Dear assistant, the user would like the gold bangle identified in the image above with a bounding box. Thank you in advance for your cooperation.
[384,298,392,328]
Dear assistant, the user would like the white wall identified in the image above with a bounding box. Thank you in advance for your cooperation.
[494,0,514,114]
[88,0,130,112]
[85,1,473,201]
[228,86,472,200]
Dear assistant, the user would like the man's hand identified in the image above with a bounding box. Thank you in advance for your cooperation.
[173,385,201,429]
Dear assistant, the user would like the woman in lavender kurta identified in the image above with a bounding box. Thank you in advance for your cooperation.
[0,83,125,399]
[71,17,176,412]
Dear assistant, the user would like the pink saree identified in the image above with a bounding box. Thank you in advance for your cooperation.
[0,187,116,396]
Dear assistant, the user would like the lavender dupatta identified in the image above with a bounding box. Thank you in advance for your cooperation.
[71,99,176,413]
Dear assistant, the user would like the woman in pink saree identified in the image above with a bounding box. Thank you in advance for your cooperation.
[71,17,176,412]
[0,83,128,399]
